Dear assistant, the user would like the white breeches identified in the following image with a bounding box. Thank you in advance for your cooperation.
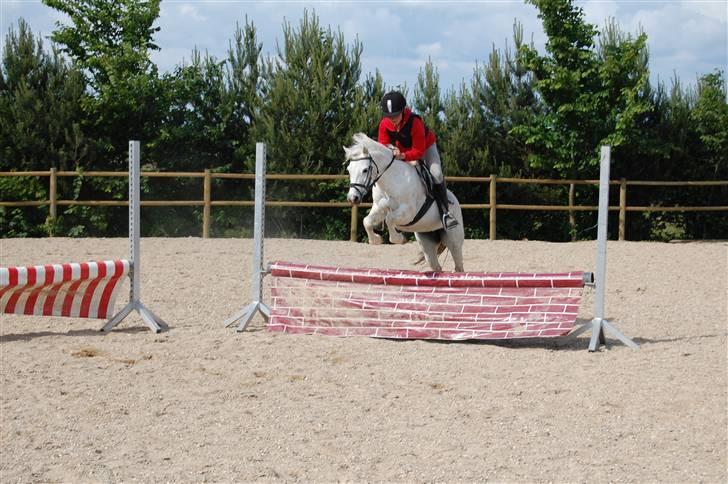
[422,143,443,184]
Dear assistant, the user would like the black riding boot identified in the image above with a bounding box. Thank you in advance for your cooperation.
[433,180,459,230]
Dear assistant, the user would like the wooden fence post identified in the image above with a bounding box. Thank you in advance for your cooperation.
[489,174,497,240]
[203,169,211,238]
[568,183,576,241]
[619,178,627,241]
[349,205,358,242]
[49,168,57,236]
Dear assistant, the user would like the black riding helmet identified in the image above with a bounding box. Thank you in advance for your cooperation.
[380,91,406,117]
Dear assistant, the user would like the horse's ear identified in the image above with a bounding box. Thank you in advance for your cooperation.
[362,146,369,155]
[352,132,370,146]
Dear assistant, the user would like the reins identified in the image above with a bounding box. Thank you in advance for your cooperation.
[347,153,396,200]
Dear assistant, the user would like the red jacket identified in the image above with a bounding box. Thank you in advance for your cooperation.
[378,107,436,161]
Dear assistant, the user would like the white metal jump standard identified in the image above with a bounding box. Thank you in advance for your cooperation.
[101,141,168,333]
[568,146,639,351]
[223,143,271,331]
[224,142,638,351]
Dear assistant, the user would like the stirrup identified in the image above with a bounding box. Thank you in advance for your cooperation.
[442,212,459,230]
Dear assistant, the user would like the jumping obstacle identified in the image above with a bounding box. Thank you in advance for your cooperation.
[268,261,592,340]
[225,143,638,350]
[1,141,167,333]
[1,260,129,320]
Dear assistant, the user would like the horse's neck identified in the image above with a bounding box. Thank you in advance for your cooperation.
[373,156,421,199]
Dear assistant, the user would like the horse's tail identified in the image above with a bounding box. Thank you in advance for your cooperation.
[413,230,447,266]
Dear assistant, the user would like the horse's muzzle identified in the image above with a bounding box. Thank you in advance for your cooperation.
[347,193,361,205]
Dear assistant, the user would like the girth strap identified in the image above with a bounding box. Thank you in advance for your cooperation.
[398,196,436,228]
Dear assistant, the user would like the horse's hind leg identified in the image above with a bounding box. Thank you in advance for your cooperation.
[415,232,442,272]
[444,227,465,272]
[449,241,465,272]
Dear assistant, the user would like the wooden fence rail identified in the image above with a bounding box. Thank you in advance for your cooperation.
[1,170,726,240]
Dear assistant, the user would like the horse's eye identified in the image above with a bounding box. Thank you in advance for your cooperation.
[362,168,368,173]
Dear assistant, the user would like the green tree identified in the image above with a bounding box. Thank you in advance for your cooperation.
[154,19,262,172]
[646,77,696,180]
[252,10,370,238]
[39,0,169,236]
[474,21,540,176]
[517,0,651,178]
[156,49,229,171]
[224,19,263,170]
[43,0,166,165]
[440,82,488,177]
[255,10,364,174]
[683,71,728,238]
[691,71,728,179]
[0,19,87,172]
[595,19,652,178]
[147,21,263,237]
[438,82,492,238]
[412,58,443,136]
[0,19,88,236]
[350,70,386,139]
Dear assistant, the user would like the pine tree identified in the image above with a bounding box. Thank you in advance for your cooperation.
[0,19,88,235]
[1,18,87,171]
[254,10,364,174]
[413,58,443,136]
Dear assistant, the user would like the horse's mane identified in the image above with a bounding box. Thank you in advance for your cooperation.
[350,132,391,160]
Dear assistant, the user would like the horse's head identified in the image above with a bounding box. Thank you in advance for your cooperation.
[343,142,372,205]
[343,133,392,205]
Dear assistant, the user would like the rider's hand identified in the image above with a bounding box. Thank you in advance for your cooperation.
[392,148,405,160]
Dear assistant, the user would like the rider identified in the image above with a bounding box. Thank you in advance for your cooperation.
[377,91,459,230]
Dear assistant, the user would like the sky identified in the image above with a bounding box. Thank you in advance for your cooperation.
[1,0,726,94]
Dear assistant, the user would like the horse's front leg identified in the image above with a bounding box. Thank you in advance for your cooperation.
[384,205,414,244]
[362,203,387,245]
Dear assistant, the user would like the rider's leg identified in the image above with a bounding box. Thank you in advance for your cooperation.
[423,144,444,184]
[423,144,458,230]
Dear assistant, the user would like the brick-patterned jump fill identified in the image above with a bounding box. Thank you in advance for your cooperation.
[1,260,129,319]
[268,261,593,341]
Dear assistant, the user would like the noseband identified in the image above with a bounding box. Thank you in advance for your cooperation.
[348,153,396,200]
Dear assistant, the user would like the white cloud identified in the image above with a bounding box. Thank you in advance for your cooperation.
[361,54,423,92]
[0,2,68,41]
[178,5,207,22]
[415,42,443,59]
[680,0,728,23]
[580,0,620,26]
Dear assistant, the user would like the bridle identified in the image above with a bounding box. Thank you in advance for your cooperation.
[347,152,396,200]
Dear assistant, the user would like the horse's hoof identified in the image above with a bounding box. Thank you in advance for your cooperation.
[390,234,407,245]
[368,235,384,245]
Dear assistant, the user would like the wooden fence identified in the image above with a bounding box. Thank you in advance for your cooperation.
[1,169,727,240]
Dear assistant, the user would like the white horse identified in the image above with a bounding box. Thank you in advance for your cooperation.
[344,133,465,272]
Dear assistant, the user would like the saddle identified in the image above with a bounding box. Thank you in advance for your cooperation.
[398,161,437,228]
[415,162,436,197]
